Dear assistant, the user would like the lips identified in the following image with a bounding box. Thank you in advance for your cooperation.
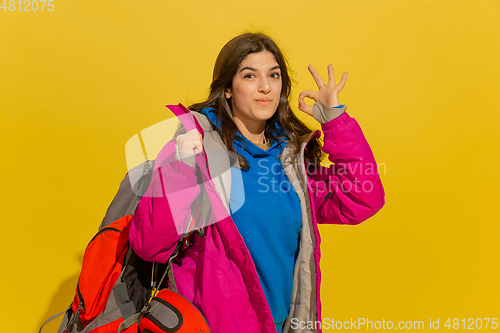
[256,99,272,106]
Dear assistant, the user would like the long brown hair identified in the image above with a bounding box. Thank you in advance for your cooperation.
[189,32,324,170]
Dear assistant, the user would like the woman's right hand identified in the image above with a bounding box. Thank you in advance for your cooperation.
[176,129,204,155]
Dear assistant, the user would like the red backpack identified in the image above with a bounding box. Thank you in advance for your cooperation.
[52,214,210,333]
[70,215,132,329]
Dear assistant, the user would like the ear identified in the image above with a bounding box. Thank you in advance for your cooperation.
[225,88,232,99]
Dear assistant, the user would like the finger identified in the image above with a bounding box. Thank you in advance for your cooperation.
[327,65,335,87]
[193,143,203,155]
[187,140,204,154]
[186,130,204,144]
[299,90,318,101]
[336,72,348,92]
[195,132,204,153]
[298,90,318,115]
[186,129,199,137]
[178,130,203,154]
[308,65,326,89]
[298,97,313,116]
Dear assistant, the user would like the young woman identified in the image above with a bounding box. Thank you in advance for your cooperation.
[128,33,385,333]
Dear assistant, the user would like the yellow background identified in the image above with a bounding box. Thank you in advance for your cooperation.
[1,0,499,332]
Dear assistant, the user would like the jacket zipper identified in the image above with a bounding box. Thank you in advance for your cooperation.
[316,191,333,212]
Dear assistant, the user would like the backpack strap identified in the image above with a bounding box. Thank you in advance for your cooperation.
[153,232,187,296]
[39,305,71,333]
[116,232,189,333]
[117,310,147,333]
[167,260,177,293]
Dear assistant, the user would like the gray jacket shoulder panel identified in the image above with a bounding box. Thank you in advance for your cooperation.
[99,160,156,229]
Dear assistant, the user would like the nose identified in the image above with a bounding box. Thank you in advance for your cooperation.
[258,77,271,94]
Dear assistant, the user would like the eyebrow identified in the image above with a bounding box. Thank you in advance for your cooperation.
[239,65,281,72]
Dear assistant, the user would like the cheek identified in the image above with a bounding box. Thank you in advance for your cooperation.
[232,85,251,104]
[274,79,282,92]
[274,82,283,98]
[230,90,247,113]
[231,90,243,107]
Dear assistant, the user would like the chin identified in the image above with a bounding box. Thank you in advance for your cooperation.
[258,107,278,119]
[255,113,275,122]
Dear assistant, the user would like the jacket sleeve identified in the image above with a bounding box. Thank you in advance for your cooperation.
[128,139,201,263]
[307,102,385,225]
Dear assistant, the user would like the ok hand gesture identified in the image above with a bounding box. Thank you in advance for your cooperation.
[298,64,348,116]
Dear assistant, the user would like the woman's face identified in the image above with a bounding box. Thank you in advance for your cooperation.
[225,51,282,130]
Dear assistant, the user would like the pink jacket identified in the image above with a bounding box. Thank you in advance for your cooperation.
[128,103,385,333]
